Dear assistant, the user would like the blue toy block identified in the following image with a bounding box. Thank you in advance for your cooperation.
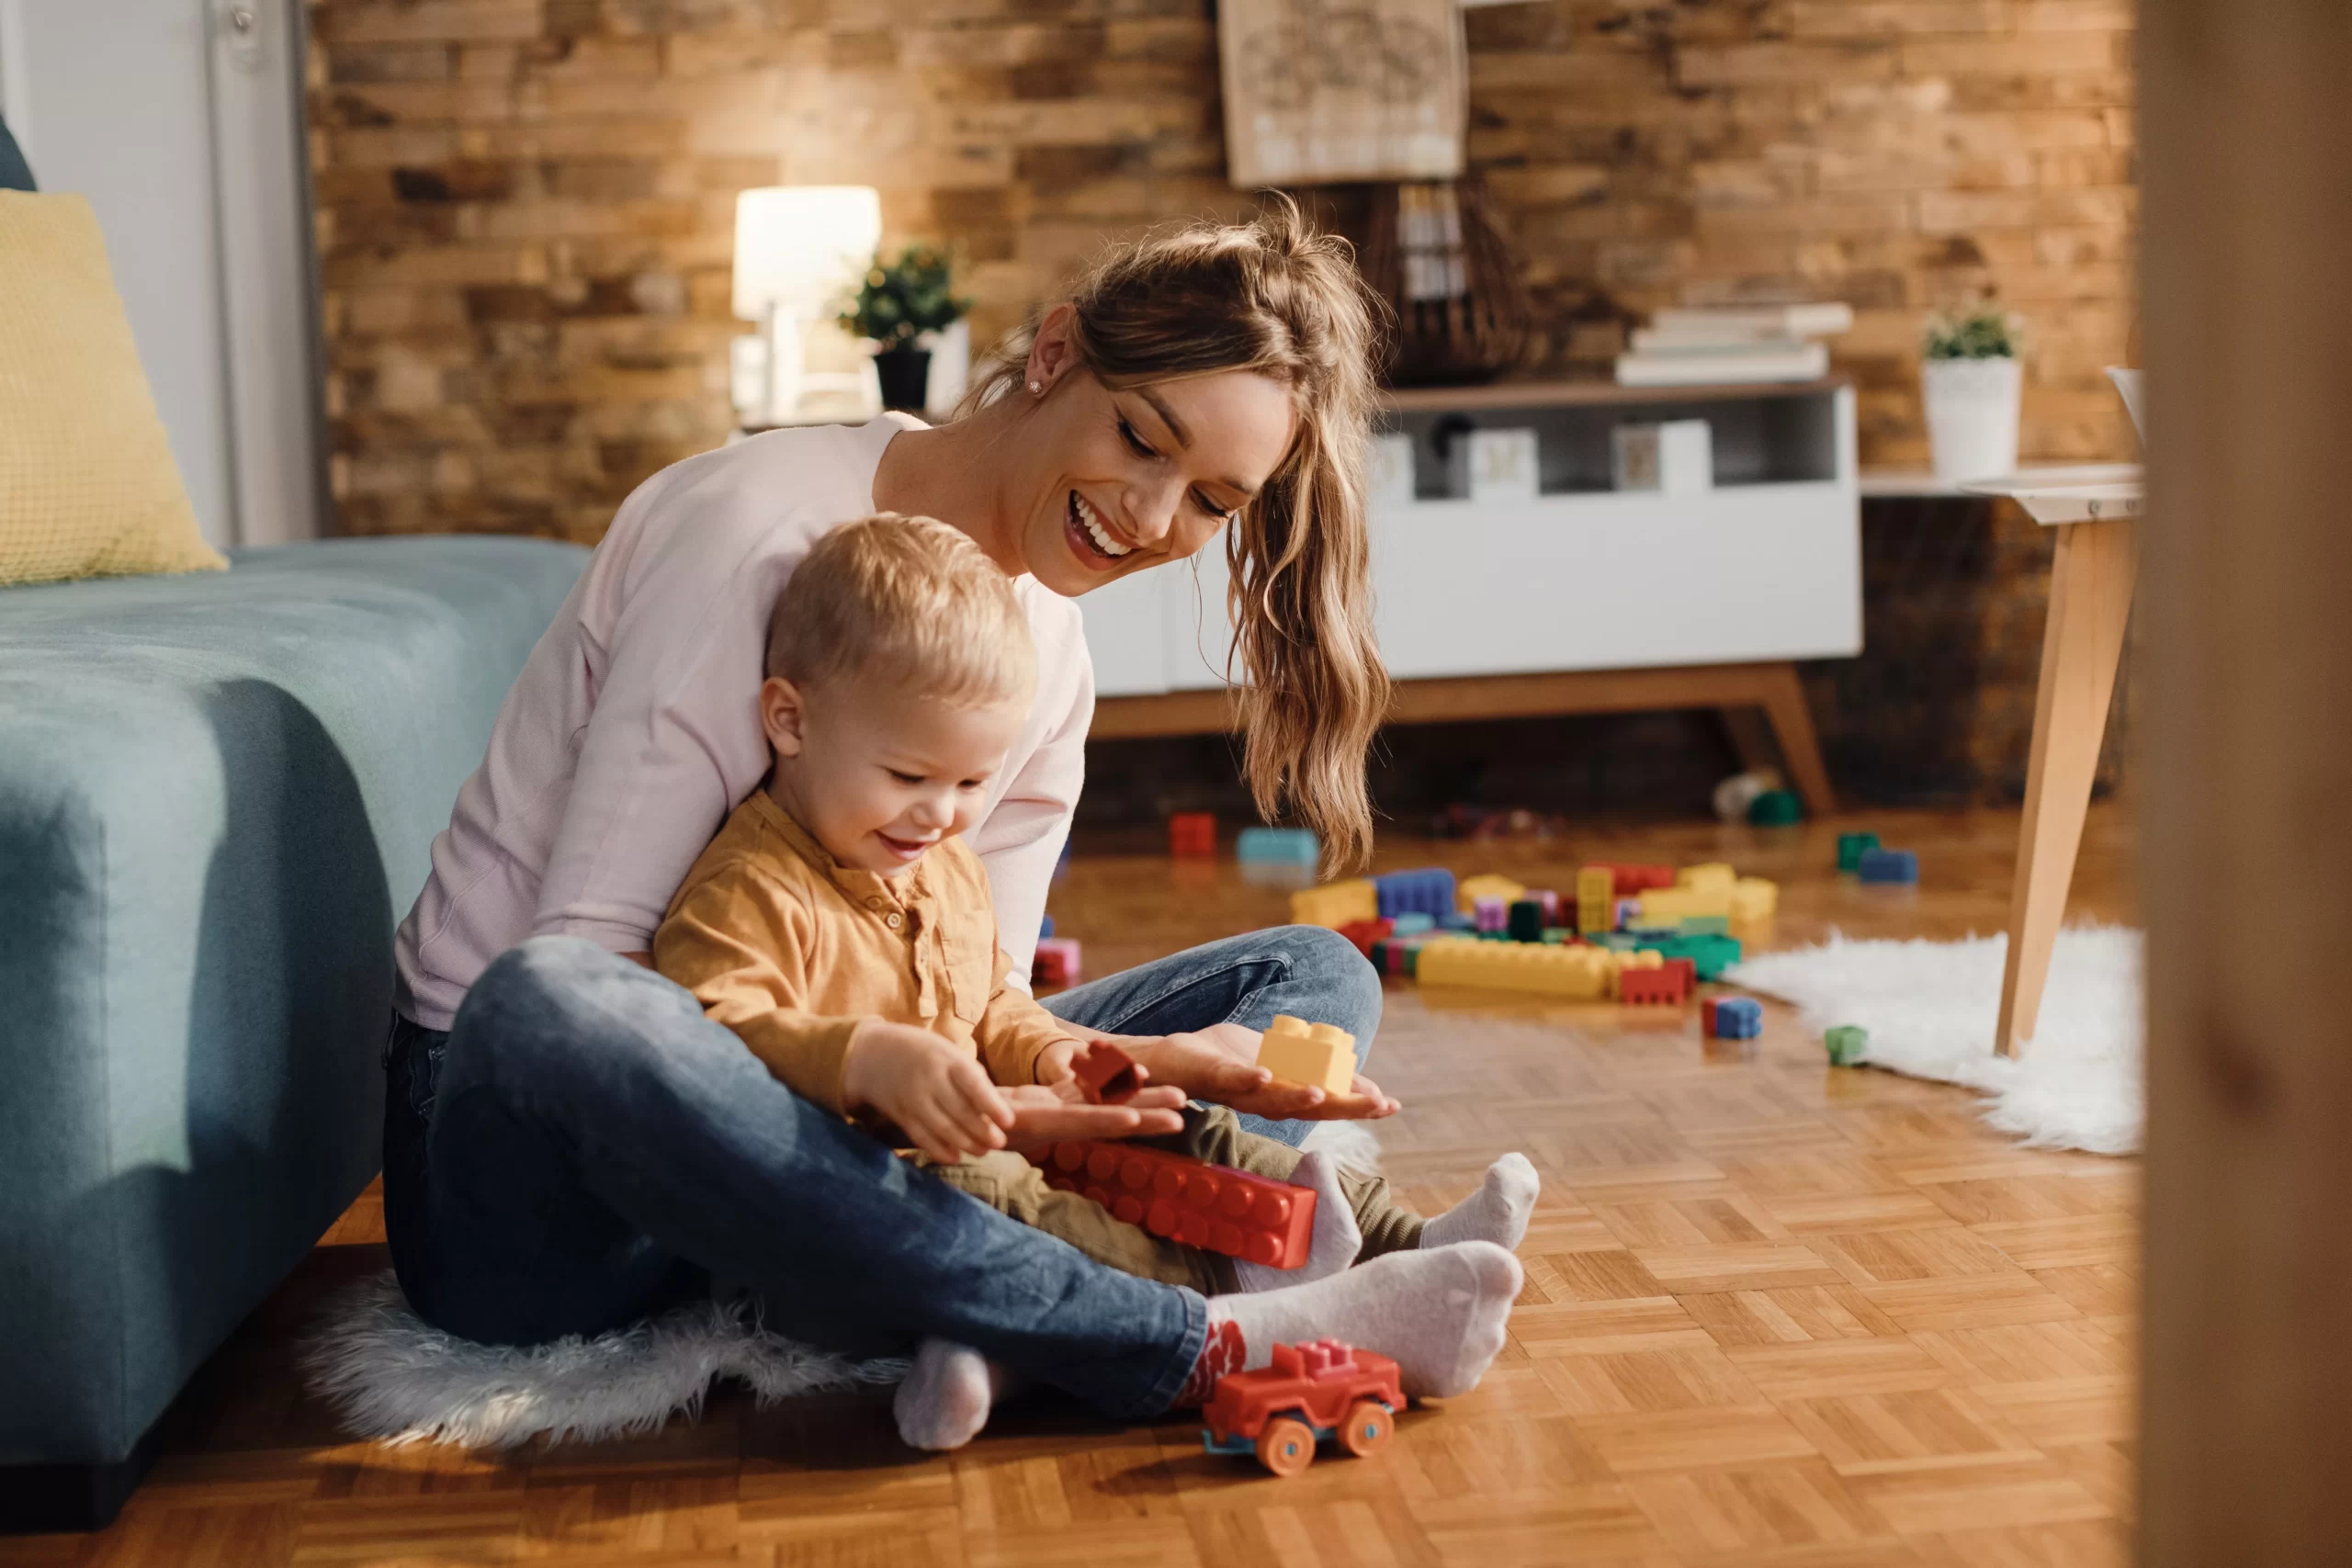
[1040,914,1055,940]
[1390,911,1435,936]
[1713,997,1763,1039]
[1856,848,1919,885]
[1238,827,1321,866]
[1438,910,1478,933]
[1374,866,1456,921]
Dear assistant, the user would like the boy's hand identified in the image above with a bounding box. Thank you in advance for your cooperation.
[1035,1038,1146,1102]
[842,1020,1012,1164]
[1116,1022,1400,1121]
[999,1080,1187,1153]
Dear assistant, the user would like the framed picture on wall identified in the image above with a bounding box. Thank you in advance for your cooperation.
[1217,0,1467,188]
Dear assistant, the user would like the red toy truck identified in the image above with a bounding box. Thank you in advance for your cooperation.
[1201,1338,1404,1476]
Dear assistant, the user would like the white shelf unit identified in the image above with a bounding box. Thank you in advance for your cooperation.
[1080,379,1860,699]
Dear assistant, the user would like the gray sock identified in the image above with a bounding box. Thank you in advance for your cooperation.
[1419,1153,1539,1253]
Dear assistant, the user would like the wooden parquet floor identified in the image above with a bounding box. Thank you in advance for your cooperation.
[5,807,2140,1567]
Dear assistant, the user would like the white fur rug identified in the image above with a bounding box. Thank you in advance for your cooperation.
[305,1118,1382,1450]
[1728,925,2143,1156]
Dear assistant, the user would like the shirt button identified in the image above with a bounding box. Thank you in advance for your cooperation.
[865,897,885,911]
[886,912,903,930]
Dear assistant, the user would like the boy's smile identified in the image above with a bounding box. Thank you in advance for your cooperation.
[761,671,1029,878]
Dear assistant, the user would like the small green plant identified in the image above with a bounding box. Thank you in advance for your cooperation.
[838,243,971,351]
[1923,300,2023,360]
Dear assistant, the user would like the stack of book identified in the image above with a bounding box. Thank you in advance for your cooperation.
[1614,303,1853,388]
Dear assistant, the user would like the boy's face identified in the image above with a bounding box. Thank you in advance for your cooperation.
[762,671,1026,877]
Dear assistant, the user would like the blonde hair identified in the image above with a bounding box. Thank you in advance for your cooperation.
[962,197,1392,874]
[767,513,1036,708]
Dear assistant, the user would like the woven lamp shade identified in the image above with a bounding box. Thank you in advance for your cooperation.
[1361,177,1532,386]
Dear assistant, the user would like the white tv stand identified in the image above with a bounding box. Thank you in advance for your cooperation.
[1077,377,1860,813]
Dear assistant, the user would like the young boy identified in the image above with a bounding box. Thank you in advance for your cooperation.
[653,516,1535,1435]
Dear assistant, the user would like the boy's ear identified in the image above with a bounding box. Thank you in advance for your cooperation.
[760,675,808,758]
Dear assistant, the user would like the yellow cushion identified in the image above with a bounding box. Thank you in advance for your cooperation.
[0,192,226,586]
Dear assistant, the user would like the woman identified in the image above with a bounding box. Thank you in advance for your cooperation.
[382,202,1521,1449]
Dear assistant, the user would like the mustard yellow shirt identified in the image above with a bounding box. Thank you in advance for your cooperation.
[653,792,1076,1114]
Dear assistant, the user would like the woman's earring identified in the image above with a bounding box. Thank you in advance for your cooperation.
[1027,380,1044,396]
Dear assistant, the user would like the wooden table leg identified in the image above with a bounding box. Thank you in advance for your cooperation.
[1756,660,1838,818]
[1994,516,2138,1057]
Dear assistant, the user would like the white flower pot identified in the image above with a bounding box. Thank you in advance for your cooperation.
[1923,355,2022,483]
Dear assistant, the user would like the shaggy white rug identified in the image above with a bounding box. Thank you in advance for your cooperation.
[305,1117,1383,1450]
[1727,924,2143,1156]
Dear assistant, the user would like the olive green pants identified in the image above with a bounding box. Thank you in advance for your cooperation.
[919,1105,1425,1295]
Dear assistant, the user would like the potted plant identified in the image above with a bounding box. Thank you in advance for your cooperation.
[1921,300,2025,483]
[839,243,972,414]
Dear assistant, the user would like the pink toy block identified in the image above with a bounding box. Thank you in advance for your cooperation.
[1032,937,1081,987]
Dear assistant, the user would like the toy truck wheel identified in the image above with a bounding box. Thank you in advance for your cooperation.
[1337,1400,1394,1458]
[1254,1416,1317,1478]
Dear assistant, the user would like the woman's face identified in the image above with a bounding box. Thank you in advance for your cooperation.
[1006,325,1298,597]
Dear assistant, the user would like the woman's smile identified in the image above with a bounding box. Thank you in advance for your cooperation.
[1065,489,1136,570]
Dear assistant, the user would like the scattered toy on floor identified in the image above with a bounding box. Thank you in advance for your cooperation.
[1746,788,1803,826]
[1374,867,1455,920]
[1238,827,1320,866]
[1856,847,1919,885]
[1202,1338,1403,1477]
[1713,769,1782,824]
[1290,877,1378,930]
[1041,1140,1317,1268]
[1337,917,1394,957]
[1824,1025,1870,1066]
[1704,996,1763,1040]
[1033,936,1081,988]
[1836,831,1882,874]
[1506,898,1546,943]
[1257,1014,1359,1095]
[1169,812,1216,859]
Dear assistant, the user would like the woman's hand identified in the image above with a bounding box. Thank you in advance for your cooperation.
[842,1021,1012,1164]
[1112,1021,1400,1121]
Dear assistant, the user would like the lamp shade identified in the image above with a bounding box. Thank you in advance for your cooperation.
[731,186,881,321]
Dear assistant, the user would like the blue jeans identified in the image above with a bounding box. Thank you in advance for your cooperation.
[380,926,1378,1420]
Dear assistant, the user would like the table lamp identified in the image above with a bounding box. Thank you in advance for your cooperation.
[730,186,881,426]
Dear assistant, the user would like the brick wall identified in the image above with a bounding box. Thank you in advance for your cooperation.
[308,0,2136,542]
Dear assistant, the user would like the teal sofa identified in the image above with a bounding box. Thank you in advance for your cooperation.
[0,536,588,1531]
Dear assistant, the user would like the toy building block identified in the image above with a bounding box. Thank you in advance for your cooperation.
[1576,866,1616,934]
[1618,967,1686,1005]
[1373,867,1456,921]
[1169,812,1216,859]
[1368,938,1425,976]
[1336,918,1395,957]
[1603,947,1665,999]
[1679,915,1732,936]
[1856,848,1919,885]
[1746,788,1803,826]
[1473,896,1508,933]
[1238,827,1320,866]
[1638,884,1733,926]
[1391,911,1436,936]
[1290,878,1378,930]
[1616,897,1642,929]
[1824,1025,1870,1066]
[1416,936,1613,998]
[1258,1014,1358,1094]
[1700,996,1722,1036]
[1033,937,1081,988]
[1600,863,1676,897]
[1456,874,1528,914]
[1663,956,1697,997]
[1437,909,1478,932]
[1836,831,1882,874]
[1678,862,1737,893]
[1729,876,1779,922]
[1072,1043,1142,1104]
[1531,889,1562,926]
[1507,899,1547,942]
[1706,997,1763,1040]
[1541,927,1572,944]
[1660,931,1743,981]
[1202,1338,1404,1476]
[1043,1140,1317,1269]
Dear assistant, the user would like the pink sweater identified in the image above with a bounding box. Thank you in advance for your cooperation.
[393,415,1093,1032]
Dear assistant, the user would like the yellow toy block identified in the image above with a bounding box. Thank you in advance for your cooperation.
[1416,936,1611,998]
[1678,863,1736,893]
[1257,1013,1358,1094]
[1456,874,1527,915]
[1637,885,1731,924]
[1289,878,1377,930]
[1729,876,1779,922]
[1575,866,1615,934]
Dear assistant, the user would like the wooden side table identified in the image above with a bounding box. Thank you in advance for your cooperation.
[1961,466,2143,1056]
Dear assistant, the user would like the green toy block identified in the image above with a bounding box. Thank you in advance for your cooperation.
[1825,1024,1870,1066]
[1679,915,1730,936]
[1595,931,1642,951]
[1836,831,1881,874]
[1746,788,1803,826]
[1666,933,1743,981]
[1541,928,1570,944]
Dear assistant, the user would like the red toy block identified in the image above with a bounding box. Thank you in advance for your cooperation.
[1335,917,1395,957]
[1071,1043,1141,1104]
[1600,863,1677,897]
[1202,1338,1405,1477]
[1169,812,1216,859]
[1663,957,1697,999]
[1042,1140,1317,1269]
[1618,967,1685,1005]
[1032,937,1081,988]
